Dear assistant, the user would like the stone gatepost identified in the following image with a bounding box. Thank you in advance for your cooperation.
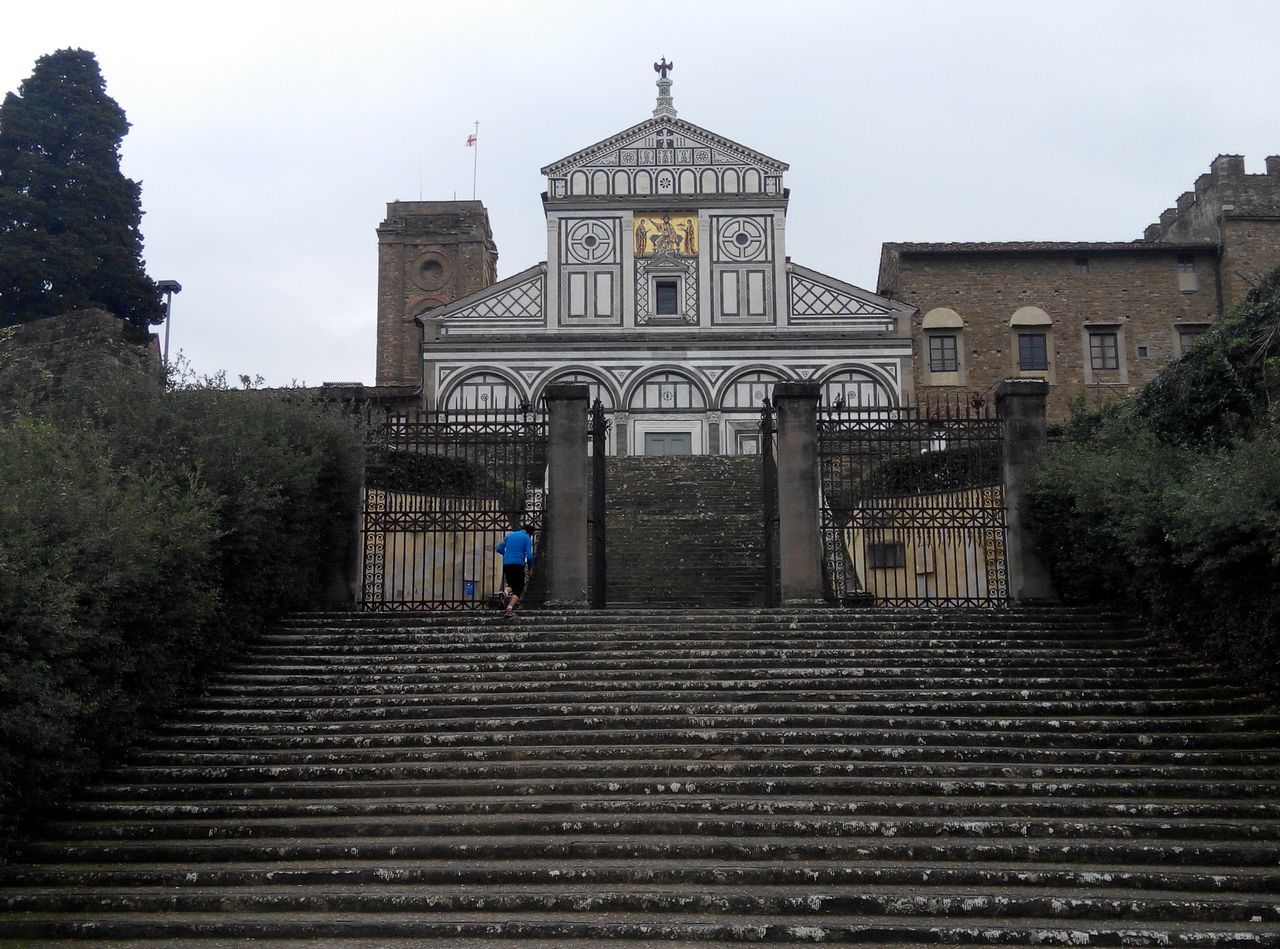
[544,384,590,606]
[774,382,826,604]
[996,379,1057,603]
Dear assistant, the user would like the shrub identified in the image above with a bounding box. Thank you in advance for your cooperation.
[0,365,363,847]
[1027,268,1280,688]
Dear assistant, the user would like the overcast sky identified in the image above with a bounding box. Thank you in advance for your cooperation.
[4,0,1277,385]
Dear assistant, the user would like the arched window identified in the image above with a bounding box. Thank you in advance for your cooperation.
[822,370,894,408]
[443,372,522,411]
[921,307,966,385]
[628,371,706,411]
[1009,306,1054,378]
[542,371,614,410]
[720,370,784,410]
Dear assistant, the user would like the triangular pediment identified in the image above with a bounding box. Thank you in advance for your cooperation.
[787,263,915,326]
[432,264,546,332]
[541,116,788,177]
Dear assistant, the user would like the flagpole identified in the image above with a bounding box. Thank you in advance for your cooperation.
[471,121,479,200]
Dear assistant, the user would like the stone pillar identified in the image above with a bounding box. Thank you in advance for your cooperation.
[774,382,826,604]
[996,379,1057,603]
[545,384,590,606]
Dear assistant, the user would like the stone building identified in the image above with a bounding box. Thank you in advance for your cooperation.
[375,65,914,454]
[878,155,1280,420]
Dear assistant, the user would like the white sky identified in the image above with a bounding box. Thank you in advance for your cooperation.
[4,0,1277,385]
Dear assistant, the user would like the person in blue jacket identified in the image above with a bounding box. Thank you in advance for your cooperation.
[496,522,535,618]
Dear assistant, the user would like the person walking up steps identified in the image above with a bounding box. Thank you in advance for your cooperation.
[496,522,535,619]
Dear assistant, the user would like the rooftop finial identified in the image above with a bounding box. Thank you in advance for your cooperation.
[652,57,677,118]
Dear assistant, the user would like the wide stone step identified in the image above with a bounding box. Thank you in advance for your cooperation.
[2,910,1276,944]
[20,829,1280,868]
[81,774,1280,803]
[6,881,1280,925]
[140,724,1280,752]
[119,743,1280,769]
[87,757,1280,786]
[35,811,1280,845]
[54,793,1280,823]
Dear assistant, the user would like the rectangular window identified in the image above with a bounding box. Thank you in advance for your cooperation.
[868,541,907,569]
[1137,345,1149,358]
[1177,254,1199,292]
[928,334,958,372]
[1089,331,1119,370]
[1074,257,1090,275]
[1018,332,1048,371]
[655,279,679,316]
[1176,324,1209,355]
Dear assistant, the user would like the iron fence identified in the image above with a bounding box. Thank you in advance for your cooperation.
[817,395,1008,607]
[360,404,548,611]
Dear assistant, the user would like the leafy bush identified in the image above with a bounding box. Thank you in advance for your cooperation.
[1027,270,1280,688]
[0,364,363,847]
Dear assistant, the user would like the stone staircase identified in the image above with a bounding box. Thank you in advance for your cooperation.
[1,607,1278,944]
[605,455,766,607]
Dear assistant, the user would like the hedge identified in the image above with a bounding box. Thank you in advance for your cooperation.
[0,366,363,849]
[1027,267,1280,688]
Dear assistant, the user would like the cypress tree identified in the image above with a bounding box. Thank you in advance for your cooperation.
[0,49,161,329]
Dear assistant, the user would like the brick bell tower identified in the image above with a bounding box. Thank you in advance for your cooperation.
[375,201,498,390]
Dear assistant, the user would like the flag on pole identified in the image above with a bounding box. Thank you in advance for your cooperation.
[466,133,477,146]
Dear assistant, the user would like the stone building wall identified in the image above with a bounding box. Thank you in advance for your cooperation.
[375,201,498,390]
[879,245,1221,421]
[1144,154,1280,310]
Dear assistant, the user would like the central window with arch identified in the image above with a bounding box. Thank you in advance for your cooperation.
[629,371,706,412]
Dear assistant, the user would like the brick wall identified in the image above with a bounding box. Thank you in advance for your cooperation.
[375,201,498,389]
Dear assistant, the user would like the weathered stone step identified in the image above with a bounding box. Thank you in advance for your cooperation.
[90,757,1280,786]
[140,723,1280,752]
[37,811,1280,845]
[56,793,1280,823]
[157,713,1280,738]
[82,774,1280,803]
[172,696,1276,720]
[5,882,1280,924]
[9,857,1279,895]
[208,673,1248,698]
[21,830,1280,868]
[2,911,1275,946]
[122,742,1280,769]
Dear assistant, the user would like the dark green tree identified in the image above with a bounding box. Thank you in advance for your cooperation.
[0,49,161,329]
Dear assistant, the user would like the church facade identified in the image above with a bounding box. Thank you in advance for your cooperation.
[375,65,914,455]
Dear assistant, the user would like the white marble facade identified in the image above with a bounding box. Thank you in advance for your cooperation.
[425,67,915,455]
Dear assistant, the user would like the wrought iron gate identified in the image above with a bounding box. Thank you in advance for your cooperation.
[360,405,548,611]
[817,396,1008,607]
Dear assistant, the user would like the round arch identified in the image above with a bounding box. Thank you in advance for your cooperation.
[815,365,899,408]
[623,364,711,411]
[713,364,794,410]
[438,368,527,411]
[534,366,620,409]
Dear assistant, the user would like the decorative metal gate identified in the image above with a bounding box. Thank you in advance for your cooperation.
[817,396,1008,607]
[360,404,548,611]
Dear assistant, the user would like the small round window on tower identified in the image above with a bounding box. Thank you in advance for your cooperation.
[419,260,444,282]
